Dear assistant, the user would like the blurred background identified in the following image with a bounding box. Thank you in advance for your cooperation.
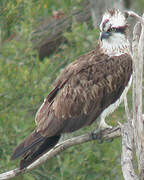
[0,0,144,179]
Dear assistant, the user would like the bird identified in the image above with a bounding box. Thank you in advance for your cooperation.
[11,9,132,169]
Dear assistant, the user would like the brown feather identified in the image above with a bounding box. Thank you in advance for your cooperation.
[19,135,60,169]
[11,130,60,169]
[35,45,132,136]
[11,131,45,160]
[11,8,133,169]
[11,44,132,168]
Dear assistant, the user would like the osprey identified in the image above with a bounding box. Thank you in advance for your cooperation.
[11,9,132,169]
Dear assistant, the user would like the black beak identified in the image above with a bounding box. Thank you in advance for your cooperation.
[100,32,111,41]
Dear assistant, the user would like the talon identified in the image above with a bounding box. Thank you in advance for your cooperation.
[91,130,104,143]
[91,130,99,140]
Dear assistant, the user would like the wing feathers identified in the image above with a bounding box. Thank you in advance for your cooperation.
[11,45,132,169]
[35,52,132,136]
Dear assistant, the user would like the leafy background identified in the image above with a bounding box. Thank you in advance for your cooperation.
[0,0,144,179]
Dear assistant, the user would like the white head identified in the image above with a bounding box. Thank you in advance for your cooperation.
[99,9,130,56]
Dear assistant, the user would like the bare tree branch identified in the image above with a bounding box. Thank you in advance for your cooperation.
[126,11,144,25]
[121,123,139,180]
[0,126,121,180]
[133,15,144,180]
[124,96,131,122]
[126,11,144,179]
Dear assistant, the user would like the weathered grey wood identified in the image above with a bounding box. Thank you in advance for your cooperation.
[0,126,121,180]
[126,11,144,180]
[121,123,138,180]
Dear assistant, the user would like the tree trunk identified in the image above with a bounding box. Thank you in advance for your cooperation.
[132,20,144,180]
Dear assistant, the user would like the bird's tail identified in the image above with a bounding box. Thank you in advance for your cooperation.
[11,131,61,169]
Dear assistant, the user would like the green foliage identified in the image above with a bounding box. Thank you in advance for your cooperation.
[0,0,142,179]
[132,0,144,13]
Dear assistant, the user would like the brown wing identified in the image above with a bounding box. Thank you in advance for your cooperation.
[35,49,132,137]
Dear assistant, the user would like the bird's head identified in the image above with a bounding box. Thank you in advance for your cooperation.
[99,9,130,56]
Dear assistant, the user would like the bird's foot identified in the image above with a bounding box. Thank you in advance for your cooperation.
[91,129,103,143]
[91,128,113,144]
[91,119,113,143]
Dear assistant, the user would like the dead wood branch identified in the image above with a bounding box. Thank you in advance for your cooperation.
[0,126,121,180]
[121,123,138,180]
[126,11,144,179]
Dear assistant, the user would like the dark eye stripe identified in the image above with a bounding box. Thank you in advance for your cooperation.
[107,27,125,33]
[114,27,125,33]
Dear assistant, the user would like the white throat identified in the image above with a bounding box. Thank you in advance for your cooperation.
[101,33,130,56]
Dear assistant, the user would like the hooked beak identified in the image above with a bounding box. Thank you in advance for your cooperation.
[100,32,111,41]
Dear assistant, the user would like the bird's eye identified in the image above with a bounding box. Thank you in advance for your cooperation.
[107,28,118,33]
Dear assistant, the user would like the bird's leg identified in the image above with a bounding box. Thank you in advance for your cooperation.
[99,116,112,130]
